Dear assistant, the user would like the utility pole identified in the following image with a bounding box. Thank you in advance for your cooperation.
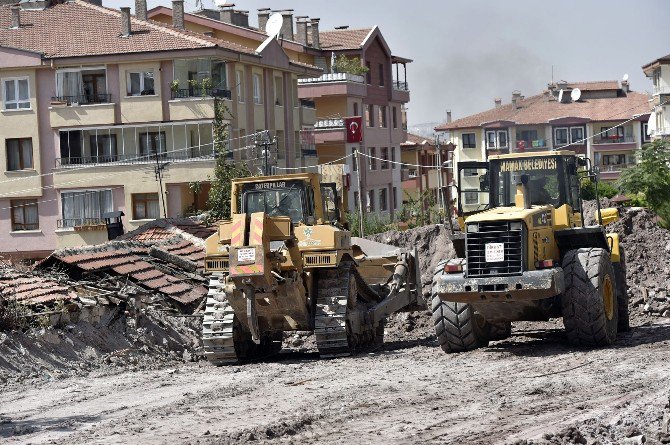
[255,131,277,176]
[355,148,365,237]
[153,151,169,217]
[435,134,444,223]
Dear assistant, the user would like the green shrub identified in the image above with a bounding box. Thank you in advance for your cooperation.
[346,212,394,237]
[580,178,618,200]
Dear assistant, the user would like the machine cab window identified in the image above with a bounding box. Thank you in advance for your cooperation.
[241,180,312,224]
[490,156,569,208]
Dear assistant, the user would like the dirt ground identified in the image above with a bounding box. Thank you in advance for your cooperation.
[2,315,669,445]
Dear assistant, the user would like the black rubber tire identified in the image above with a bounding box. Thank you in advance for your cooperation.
[488,321,512,341]
[613,248,630,332]
[431,272,489,353]
[561,248,618,347]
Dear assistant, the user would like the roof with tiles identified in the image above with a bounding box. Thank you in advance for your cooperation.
[436,87,651,131]
[0,269,76,305]
[38,237,207,305]
[401,133,436,147]
[0,0,255,59]
[566,80,620,91]
[118,218,215,242]
[316,27,374,50]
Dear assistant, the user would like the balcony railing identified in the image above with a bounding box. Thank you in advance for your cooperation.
[55,149,215,168]
[57,217,106,229]
[299,99,316,108]
[171,88,232,100]
[298,73,365,84]
[517,139,547,149]
[315,118,344,129]
[593,135,635,144]
[51,94,112,106]
[653,85,670,95]
[392,80,409,91]
[599,164,635,172]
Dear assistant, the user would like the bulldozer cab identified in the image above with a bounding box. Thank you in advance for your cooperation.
[232,173,345,227]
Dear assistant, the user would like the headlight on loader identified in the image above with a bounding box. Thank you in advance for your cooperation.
[466,224,478,233]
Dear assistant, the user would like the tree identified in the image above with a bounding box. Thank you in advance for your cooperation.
[334,56,369,76]
[580,177,618,200]
[618,139,670,224]
[206,98,251,221]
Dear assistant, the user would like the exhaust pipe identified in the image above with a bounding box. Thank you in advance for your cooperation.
[515,174,531,209]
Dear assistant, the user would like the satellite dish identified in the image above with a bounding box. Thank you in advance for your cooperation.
[265,12,283,38]
[213,0,227,6]
[570,88,581,102]
[558,89,564,103]
[623,73,629,82]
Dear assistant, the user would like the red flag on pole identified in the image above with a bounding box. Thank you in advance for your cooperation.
[344,116,363,143]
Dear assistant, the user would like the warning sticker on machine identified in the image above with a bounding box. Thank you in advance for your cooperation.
[237,248,256,263]
[485,243,505,262]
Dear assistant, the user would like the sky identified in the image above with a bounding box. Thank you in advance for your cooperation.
[107,0,670,126]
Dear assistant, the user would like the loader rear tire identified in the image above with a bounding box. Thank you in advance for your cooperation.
[613,248,630,332]
[488,321,512,341]
[561,248,618,347]
[431,273,489,353]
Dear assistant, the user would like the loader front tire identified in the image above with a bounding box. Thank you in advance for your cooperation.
[613,248,630,332]
[561,248,618,347]
[431,273,489,353]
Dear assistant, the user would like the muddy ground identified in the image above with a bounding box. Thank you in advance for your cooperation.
[2,316,669,445]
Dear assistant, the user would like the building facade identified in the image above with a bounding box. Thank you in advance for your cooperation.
[148,6,412,219]
[643,53,670,139]
[435,81,651,211]
[0,0,319,261]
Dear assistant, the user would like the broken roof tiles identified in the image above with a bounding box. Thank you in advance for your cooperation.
[0,270,75,305]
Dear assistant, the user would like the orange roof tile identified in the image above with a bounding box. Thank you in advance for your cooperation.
[0,1,254,59]
[318,28,373,50]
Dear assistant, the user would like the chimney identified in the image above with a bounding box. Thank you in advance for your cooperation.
[511,90,521,107]
[257,8,270,32]
[310,18,320,49]
[10,5,19,29]
[295,16,309,45]
[135,0,147,21]
[279,9,294,40]
[120,7,131,37]
[172,0,184,29]
[220,3,234,24]
[494,98,502,108]
[621,79,630,93]
[446,110,452,123]
[235,10,249,28]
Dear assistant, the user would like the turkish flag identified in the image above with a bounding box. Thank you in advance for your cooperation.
[345,116,363,143]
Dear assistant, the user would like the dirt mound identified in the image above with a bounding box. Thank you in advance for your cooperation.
[368,224,456,298]
[0,306,202,384]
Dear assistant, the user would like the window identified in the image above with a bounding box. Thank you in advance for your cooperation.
[127,71,154,96]
[368,147,377,170]
[132,193,160,220]
[379,63,385,86]
[600,126,625,142]
[463,168,480,177]
[392,106,398,129]
[381,147,389,169]
[366,104,374,127]
[173,58,226,98]
[236,70,244,102]
[353,102,359,116]
[554,127,568,145]
[366,61,371,84]
[274,76,283,106]
[602,154,629,166]
[379,188,388,211]
[89,134,117,162]
[570,127,584,144]
[464,191,479,205]
[3,77,30,110]
[353,191,359,210]
[368,189,375,212]
[60,189,112,228]
[139,132,167,157]
[6,138,33,171]
[253,73,262,104]
[391,147,396,169]
[485,130,508,149]
[462,133,476,149]
[643,123,651,142]
[11,199,38,231]
[392,186,398,209]
[352,147,358,171]
[379,105,387,128]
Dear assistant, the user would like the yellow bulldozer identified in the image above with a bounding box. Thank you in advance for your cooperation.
[202,172,423,365]
[432,150,628,352]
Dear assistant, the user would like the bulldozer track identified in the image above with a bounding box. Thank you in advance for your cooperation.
[202,272,238,365]
[315,261,381,358]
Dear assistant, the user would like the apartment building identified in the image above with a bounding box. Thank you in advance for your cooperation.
[435,81,651,210]
[148,6,412,219]
[0,0,319,261]
[399,133,454,208]
[643,53,670,139]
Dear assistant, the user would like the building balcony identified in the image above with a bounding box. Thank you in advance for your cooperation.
[314,119,345,144]
[56,217,106,230]
[54,148,215,168]
[391,79,410,103]
[592,136,637,151]
[315,118,344,129]
[392,80,409,91]
[516,139,547,150]
[51,94,112,106]
[593,135,635,144]
[298,73,367,98]
[49,98,116,128]
[653,85,670,95]
[170,88,231,100]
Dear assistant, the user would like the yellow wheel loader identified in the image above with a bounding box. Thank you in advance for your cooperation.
[202,172,423,365]
[432,150,628,352]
